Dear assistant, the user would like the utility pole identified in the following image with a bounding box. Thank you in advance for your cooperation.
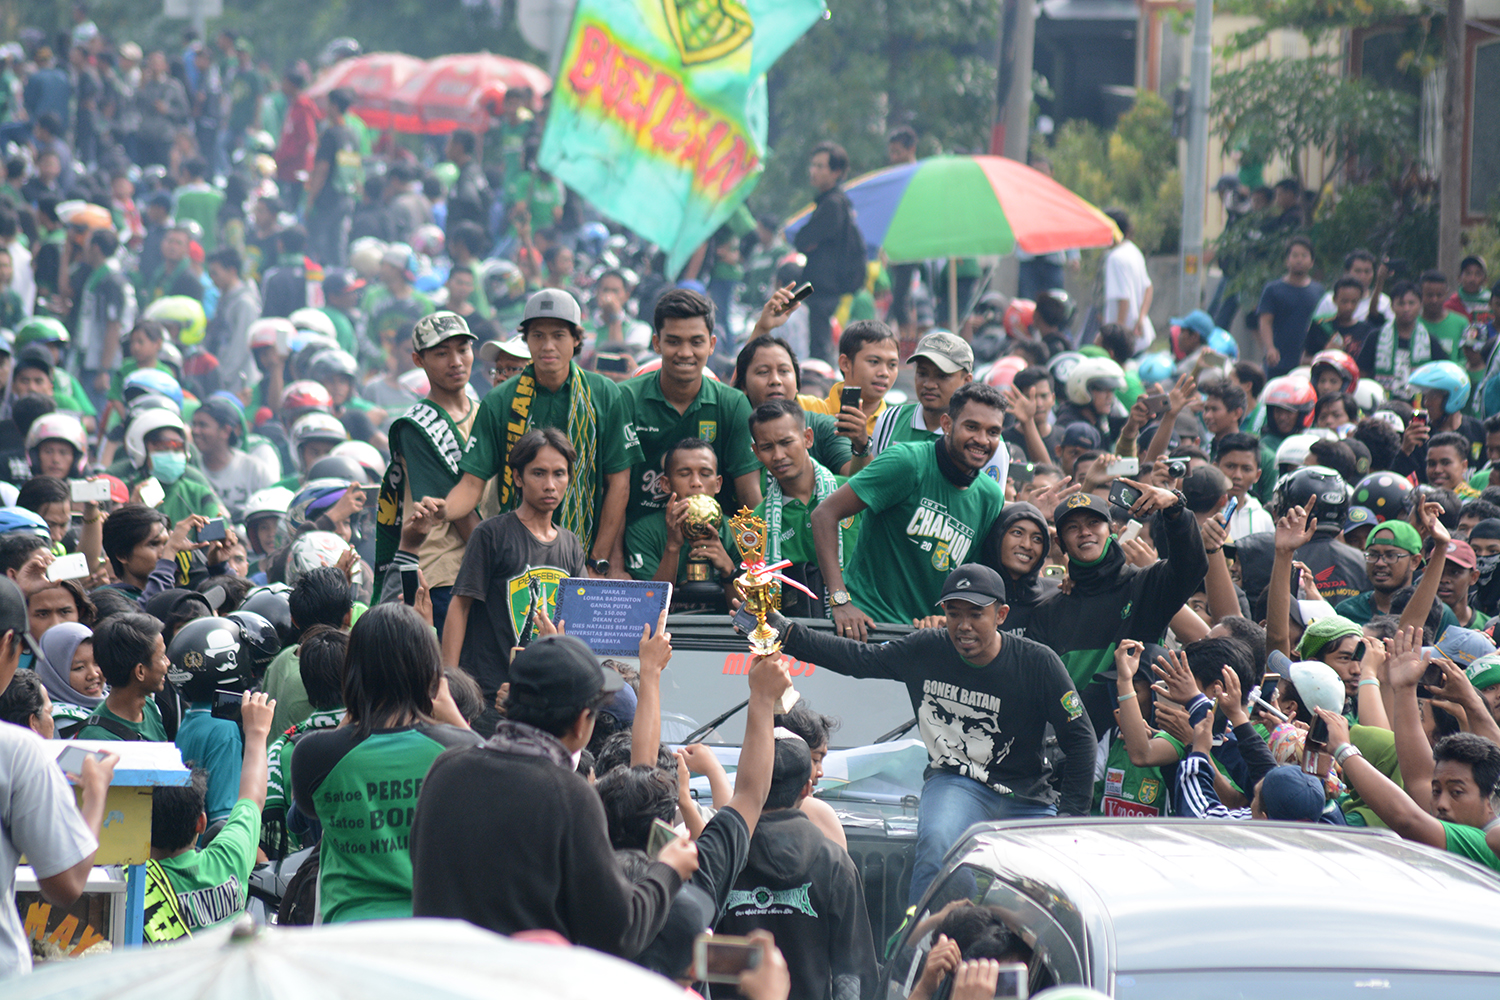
[1001,0,1036,162]
[1178,0,1213,314]
[1438,0,1465,280]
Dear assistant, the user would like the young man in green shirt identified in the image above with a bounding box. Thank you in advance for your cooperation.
[376,311,480,633]
[619,287,762,526]
[809,382,1007,638]
[436,289,640,576]
[143,690,276,941]
[624,438,739,610]
[1418,269,1470,357]
[76,613,171,741]
[747,398,859,618]
[361,246,434,362]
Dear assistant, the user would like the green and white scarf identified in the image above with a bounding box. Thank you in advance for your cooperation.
[764,457,842,568]
[1373,319,1432,377]
[500,363,600,548]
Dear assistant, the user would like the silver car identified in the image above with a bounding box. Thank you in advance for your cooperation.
[884,819,1500,999]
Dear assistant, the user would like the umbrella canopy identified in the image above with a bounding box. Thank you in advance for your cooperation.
[388,53,552,134]
[12,918,686,1000]
[784,155,1121,264]
[304,53,426,130]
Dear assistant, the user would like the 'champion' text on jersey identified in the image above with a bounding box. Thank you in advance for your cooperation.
[905,498,976,570]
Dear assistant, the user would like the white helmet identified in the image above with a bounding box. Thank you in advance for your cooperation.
[349,238,386,278]
[25,412,88,457]
[125,409,187,469]
[1352,378,1386,415]
[1065,356,1126,407]
[291,412,349,452]
[285,530,360,589]
[249,317,297,351]
[243,486,294,525]
[330,440,387,480]
[288,307,338,341]
[1288,660,1346,717]
[1274,432,1320,470]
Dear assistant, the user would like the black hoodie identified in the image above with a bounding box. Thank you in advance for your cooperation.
[979,501,1058,634]
[715,809,878,1000]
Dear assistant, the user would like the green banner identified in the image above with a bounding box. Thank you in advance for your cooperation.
[539,0,825,274]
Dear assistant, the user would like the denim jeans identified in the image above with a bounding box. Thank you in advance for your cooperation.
[910,771,1057,905]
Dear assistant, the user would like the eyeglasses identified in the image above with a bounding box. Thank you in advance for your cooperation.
[1364,549,1411,564]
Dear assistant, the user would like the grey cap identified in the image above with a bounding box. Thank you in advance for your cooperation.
[909,330,973,374]
[522,288,583,330]
[411,311,475,352]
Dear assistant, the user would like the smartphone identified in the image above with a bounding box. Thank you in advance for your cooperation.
[1142,393,1170,417]
[194,517,227,543]
[1118,519,1145,544]
[1040,564,1066,578]
[992,962,1030,999]
[774,282,814,316]
[401,565,419,606]
[732,603,759,636]
[1261,673,1281,704]
[1420,660,1445,689]
[138,477,165,509]
[1106,457,1139,477]
[360,485,379,507]
[1303,715,1332,777]
[69,478,112,503]
[595,352,632,375]
[45,551,89,582]
[647,817,678,859]
[1412,409,1428,427]
[276,324,291,355]
[1221,495,1239,526]
[693,934,763,984]
[55,745,107,776]
[215,689,244,707]
[840,385,863,411]
[1108,480,1144,510]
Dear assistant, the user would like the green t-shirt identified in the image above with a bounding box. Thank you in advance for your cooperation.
[1340,723,1402,828]
[1335,591,1461,634]
[1442,820,1500,872]
[511,171,565,225]
[460,365,642,554]
[52,369,97,417]
[624,507,738,589]
[263,707,343,854]
[361,286,435,350]
[1093,730,1183,817]
[76,698,168,741]
[618,373,759,523]
[319,305,358,355]
[843,440,1005,624]
[156,798,261,931]
[749,475,858,567]
[175,187,226,254]
[806,410,854,476]
[264,644,311,739]
[1420,311,1470,357]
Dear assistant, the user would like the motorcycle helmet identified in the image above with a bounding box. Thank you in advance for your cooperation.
[143,295,208,345]
[578,221,610,258]
[240,584,296,648]
[225,609,282,681]
[1135,351,1175,390]
[288,307,339,341]
[248,317,297,352]
[984,355,1029,389]
[1065,356,1126,407]
[124,409,187,469]
[1408,359,1471,415]
[127,392,181,418]
[308,349,359,385]
[1262,374,1317,429]
[1350,471,1412,521]
[1003,299,1035,338]
[1352,378,1387,415]
[1270,464,1349,527]
[481,258,526,310]
[1207,327,1239,359]
[330,440,387,481]
[306,455,370,484]
[1288,660,1346,718]
[284,530,358,589]
[243,486,294,555]
[121,367,185,408]
[287,478,357,532]
[349,238,387,278]
[0,506,51,539]
[1274,433,1320,470]
[1309,350,1360,392]
[280,380,334,419]
[24,412,87,468]
[291,413,349,454]
[14,315,69,349]
[166,617,251,703]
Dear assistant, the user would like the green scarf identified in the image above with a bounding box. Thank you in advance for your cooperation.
[499,363,599,548]
[764,457,841,567]
[1373,319,1431,377]
[375,398,466,573]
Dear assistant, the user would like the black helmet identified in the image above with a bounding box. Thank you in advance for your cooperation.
[1271,465,1348,531]
[226,609,283,681]
[306,454,371,484]
[167,617,250,703]
[1350,471,1412,522]
[240,584,297,649]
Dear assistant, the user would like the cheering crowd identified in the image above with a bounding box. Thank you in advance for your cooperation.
[1,19,1500,1000]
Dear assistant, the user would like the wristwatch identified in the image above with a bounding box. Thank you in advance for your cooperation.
[586,558,610,575]
[1333,742,1363,766]
[830,590,851,607]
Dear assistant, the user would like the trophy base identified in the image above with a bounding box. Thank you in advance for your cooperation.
[748,623,781,657]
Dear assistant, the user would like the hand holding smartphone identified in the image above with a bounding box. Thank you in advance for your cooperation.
[46,552,90,582]
[138,477,165,509]
[693,934,764,984]
[774,282,814,316]
[69,478,112,503]
[55,744,109,777]
[1108,480,1144,511]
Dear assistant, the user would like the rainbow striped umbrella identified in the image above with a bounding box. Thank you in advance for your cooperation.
[784,154,1121,263]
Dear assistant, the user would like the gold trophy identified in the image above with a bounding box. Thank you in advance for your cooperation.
[729,506,800,712]
[682,495,723,582]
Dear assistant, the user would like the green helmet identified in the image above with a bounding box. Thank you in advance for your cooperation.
[15,315,69,348]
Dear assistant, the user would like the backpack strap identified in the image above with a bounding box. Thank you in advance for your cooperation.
[79,713,146,742]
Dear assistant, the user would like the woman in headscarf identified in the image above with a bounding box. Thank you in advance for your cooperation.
[37,621,104,735]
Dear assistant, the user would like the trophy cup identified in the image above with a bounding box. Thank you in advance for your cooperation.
[682,495,723,582]
[729,507,801,712]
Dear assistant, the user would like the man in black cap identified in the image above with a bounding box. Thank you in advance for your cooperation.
[410,633,700,957]
[1025,483,1207,733]
[768,563,1096,906]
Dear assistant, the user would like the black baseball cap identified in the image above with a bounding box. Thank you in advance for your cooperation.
[934,564,1007,608]
[0,576,44,663]
[1053,492,1113,528]
[509,634,623,712]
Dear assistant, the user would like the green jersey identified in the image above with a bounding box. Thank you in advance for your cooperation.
[461,364,641,555]
[750,475,858,566]
[843,440,1004,625]
[175,186,226,254]
[1442,821,1500,872]
[76,698,168,742]
[291,723,481,923]
[263,707,343,855]
[154,798,261,932]
[1092,729,1183,817]
[1420,311,1469,357]
[50,369,96,417]
[319,305,358,355]
[624,508,738,585]
[618,373,759,522]
[263,645,310,739]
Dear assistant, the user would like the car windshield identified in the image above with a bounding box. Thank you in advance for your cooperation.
[1115,970,1500,999]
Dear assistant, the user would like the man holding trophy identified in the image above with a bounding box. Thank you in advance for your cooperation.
[625,438,740,612]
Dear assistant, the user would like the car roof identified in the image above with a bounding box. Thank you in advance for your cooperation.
[961,819,1500,974]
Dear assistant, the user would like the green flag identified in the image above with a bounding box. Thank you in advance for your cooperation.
[539,0,824,275]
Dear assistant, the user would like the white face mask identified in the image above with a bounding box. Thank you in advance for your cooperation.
[570,748,583,771]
